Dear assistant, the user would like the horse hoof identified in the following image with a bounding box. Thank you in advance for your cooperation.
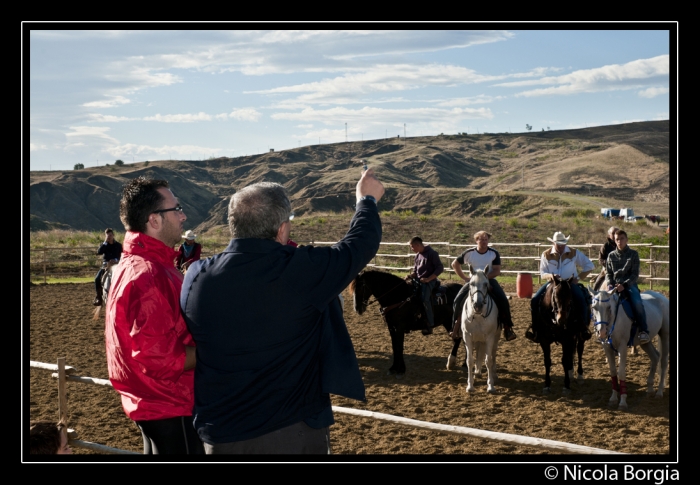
[487,388,497,394]
[466,387,475,394]
[655,391,664,399]
[395,373,405,379]
[562,388,571,395]
[446,355,457,370]
[542,387,551,395]
[608,400,617,408]
[618,403,628,410]
[577,374,584,385]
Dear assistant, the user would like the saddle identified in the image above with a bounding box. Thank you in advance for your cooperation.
[431,284,448,306]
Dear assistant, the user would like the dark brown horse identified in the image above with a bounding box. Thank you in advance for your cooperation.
[350,269,462,377]
[532,275,587,394]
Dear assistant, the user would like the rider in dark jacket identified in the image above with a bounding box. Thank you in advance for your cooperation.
[94,228,122,306]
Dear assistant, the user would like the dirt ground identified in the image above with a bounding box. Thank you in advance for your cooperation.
[28,282,674,459]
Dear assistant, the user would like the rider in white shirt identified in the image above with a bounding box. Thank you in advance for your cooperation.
[526,232,594,343]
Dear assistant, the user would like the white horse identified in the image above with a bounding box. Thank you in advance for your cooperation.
[93,263,117,321]
[590,289,670,410]
[461,264,500,394]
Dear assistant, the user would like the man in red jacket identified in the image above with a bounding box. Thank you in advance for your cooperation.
[105,176,204,455]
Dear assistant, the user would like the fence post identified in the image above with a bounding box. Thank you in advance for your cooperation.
[649,247,654,290]
[446,242,451,280]
[57,357,67,424]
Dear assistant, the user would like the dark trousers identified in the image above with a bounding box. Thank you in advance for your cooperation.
[203,421,331,455]
[452,279,513,329]
[94,267,106,296]
[421,280,438,327]
[135,416,205,455]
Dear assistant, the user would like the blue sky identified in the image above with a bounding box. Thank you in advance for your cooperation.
[26,27,673,172]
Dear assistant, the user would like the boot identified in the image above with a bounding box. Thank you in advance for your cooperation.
[503,326,517,341]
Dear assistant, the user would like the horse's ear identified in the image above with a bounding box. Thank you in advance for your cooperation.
[468,264,475,276]
[483,264,490,276]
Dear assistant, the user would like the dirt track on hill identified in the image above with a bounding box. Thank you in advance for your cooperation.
[28,283,673,459]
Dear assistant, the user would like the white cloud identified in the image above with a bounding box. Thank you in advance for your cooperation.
[65,126,119,144]
[82,95,132,108]
[30,143,47,151]
[503,55,670,97]
[228,108,262,122]
[296,124,313,128]
[142,112,212,122]
[87,113,134,122]
[271,106,493,125]
[638,87,669,98]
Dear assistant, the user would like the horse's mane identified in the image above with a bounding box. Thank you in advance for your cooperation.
[349,269,404,296]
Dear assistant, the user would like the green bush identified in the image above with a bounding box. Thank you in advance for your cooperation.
[455,221,464,227]
[74,163,84,170]
[115,159,124,166]
[506,218,519,227]
[144,161,150,166]
[419,215,429,222]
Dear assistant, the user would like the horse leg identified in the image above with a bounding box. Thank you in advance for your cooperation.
[464,337,476,393]
[640,339,660,397]
[603,344,620,407]
[485,336,498,394]
[656,325,670,399]
[561,341,573,394]
[576,337,585,384]
[387,326,406,377]
[617,347,629,410]
[446,337,461,370]
[473,341,484,377]
[541,342,552,394]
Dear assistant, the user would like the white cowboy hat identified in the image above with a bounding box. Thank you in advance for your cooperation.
[182,230,197,240]
[547,231,570,245]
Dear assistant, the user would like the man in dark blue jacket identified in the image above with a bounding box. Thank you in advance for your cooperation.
[180,168,384,454]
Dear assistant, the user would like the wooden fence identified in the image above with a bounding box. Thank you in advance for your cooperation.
[29,358,624,456]
[29,241,670,289]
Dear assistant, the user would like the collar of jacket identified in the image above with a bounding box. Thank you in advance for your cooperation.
[225,238,288,254]
[123,231,179,266]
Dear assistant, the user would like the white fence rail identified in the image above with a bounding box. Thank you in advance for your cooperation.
[31,358,624,455]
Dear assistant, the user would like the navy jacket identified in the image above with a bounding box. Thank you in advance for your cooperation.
[180,200,381,444]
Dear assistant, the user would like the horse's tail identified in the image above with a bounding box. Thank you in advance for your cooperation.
[92,305,102,321]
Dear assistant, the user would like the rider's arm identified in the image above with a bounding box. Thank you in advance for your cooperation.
[184,345,196,371]
[576,253,595,281]
[540,254,555,281]
[486,264,501,279]
[451,259,468,281]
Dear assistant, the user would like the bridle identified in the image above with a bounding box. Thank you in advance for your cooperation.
[550,281,572,325]
[466,277,493,319]
[592,293,621,350]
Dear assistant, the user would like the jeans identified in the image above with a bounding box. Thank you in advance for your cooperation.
[421,280,438,327]
[94,265,106,296]
[203,421,331,455]
[625,285,648,332]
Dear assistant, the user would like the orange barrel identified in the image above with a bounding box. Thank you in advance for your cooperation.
[516,272,533,298]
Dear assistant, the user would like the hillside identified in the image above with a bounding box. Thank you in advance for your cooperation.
[28,120,671,234]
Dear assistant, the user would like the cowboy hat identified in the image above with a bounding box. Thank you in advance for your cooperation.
[182,230,197,240]
[547,231,570,245]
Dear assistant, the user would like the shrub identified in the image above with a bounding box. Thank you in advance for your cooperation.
[73,163,84,170]
[455,221,464,227]
[144,161,150,166]
[506,218,519,227]
[526,220,538,229]
[115,159,124,166]
[419,215,429,222]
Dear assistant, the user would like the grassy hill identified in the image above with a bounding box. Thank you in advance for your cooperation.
[29,120,670,234]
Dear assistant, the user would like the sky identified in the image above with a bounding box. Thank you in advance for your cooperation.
[25,26,674,172]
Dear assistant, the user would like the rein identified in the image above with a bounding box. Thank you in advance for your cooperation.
[466,281,494,320]
[361,280,408,309]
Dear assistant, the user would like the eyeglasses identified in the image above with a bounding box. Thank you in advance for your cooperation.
[153,204,183,214]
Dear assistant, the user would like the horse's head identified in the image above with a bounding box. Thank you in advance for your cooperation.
[548,275,574,328]
[591,289,617,342]
[468,264,491,315]
[350,272,369,315]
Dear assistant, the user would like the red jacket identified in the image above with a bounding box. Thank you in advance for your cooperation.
[105,231,195,421]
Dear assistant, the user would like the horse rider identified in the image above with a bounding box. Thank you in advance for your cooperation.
[592,226,619,291]
[406,236,444,335]
[93,228,122,306]
[526,231,595,343]
[450,230,516,341]
[176,230,202,273]
[605,229,650,344]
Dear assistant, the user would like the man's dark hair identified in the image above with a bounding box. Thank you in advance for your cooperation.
[409,236,423,245]
[105,228,114,234]
[228,182,291,240]
[616,230,628,239]
[119,177,169,233]
[29,420,64,454]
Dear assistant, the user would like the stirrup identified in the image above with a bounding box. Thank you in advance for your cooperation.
[525,329,539,343]
[504,327,517,341]
[637,331,650,344]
